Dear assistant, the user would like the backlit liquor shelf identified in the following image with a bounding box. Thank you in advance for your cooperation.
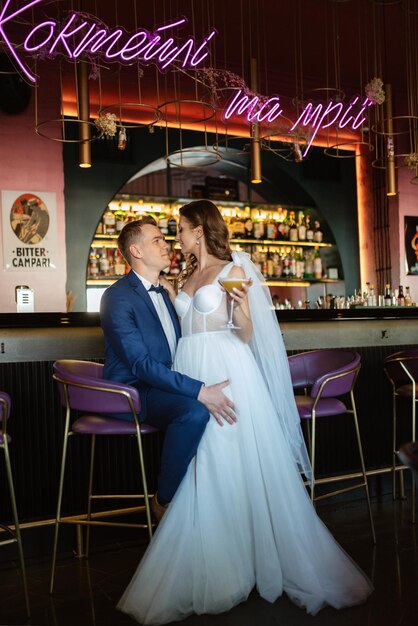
[86,196,343,302]
[92,235,333,247]
[86,276,339,287]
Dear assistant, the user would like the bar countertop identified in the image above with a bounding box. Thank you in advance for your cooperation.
[2,307,418,329]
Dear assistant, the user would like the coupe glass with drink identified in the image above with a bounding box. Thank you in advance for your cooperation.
[218,276,251,329]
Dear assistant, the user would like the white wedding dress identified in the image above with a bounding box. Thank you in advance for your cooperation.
[118,260,373,625]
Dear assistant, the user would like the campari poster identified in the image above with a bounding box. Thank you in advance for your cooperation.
[1,190,58,271]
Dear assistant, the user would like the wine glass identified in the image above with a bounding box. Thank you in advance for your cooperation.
[218,277,251,329]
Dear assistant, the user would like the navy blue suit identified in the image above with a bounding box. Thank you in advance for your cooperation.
[100,270,209,502]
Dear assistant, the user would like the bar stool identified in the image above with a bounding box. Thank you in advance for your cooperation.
[0,391,30,617]
[384,349,418,522]
[398,442,418,480]
[288,348,376,543]
[50,359,160,593]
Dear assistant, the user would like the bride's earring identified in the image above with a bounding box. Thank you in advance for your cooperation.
[196,239,200,245]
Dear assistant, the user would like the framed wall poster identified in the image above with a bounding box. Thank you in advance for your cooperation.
[405,216,418,275]
[1,190,58,271]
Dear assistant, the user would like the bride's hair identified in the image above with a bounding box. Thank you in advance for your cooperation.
[177,200,232,288]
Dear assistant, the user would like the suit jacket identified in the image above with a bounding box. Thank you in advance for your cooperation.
[100,270,203,419]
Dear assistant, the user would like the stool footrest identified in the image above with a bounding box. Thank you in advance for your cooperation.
[57,504,149,522]
[314,482,367,502]
[58,519,150,529]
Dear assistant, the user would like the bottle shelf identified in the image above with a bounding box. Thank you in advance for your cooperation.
[86,277,339,287]
[88,193,342,296]
[91,235,333,248]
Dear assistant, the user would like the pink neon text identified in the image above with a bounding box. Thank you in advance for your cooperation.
[0,0,216,83]
[224,89,372,155]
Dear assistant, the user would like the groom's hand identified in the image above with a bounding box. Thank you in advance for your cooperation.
[198,381,236,426]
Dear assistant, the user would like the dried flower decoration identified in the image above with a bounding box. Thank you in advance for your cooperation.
[196,68,248,102]
[365,77,385,105]
[94,113,118,137]
[405,153,418,169]
[196,67,270,111]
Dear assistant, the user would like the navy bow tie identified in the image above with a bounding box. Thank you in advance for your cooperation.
[148,284,165,294]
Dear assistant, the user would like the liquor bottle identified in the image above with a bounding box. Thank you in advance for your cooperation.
[404,286,412,306]
[297,211,306,241]
[278,209,289,240]
[362,282,370,306]
[368,284,377,306]
[305,214,314,242]
[114,250,126,276]
[313,248,322,279]
[89,248,99,277]
[253,216,265,240]
[276,207,285,240]
[168,216,178,236]
[282,252,291,278]
[295,248,305,279]
[266,214,277,240]
[244,217,254,238]
[304,249,314,279]
[169,249,181,276]
[289,211,298,242]
[261,253,268,277]
[289,249,297,277]
[107,249,115,276]
[313,220,323,243]
[123,206,133,223]
[99,249,110,276]
[158,212,169,235]
[384,284,392,307]
[231,214,246,239]
[397,285,405,306]
[266,251,274,277]
[115,205,126,233]
[273,253,282,277]
[103,208,116,235]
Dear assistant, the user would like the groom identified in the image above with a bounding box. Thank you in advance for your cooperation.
[100,216,236,521]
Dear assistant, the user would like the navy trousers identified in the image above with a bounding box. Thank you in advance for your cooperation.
[143,389,210,502]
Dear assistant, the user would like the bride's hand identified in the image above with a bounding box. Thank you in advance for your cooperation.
[160,276,177,301]
[230,278,252,308]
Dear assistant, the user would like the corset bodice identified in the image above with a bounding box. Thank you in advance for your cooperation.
[174,263,233,336]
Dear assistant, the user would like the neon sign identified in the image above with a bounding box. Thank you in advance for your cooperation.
[1,1,373,154]
[224,90,373,156]
[0,0,216,83]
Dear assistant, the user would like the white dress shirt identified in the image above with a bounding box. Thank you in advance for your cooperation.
[134,271,177,362]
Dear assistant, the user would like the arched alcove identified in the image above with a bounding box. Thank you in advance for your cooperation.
[63,129,359,310]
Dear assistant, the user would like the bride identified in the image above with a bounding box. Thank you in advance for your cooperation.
[117,200,373,625]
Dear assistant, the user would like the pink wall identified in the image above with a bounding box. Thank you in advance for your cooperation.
[0,77,67,313]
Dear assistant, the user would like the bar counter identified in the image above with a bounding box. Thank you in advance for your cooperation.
[0,309,417,528]
[2,308,418,359]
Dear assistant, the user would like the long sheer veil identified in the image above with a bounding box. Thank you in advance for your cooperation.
[232,251,312,481]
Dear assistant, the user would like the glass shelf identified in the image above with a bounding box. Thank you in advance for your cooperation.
[91,235,333,248]
[86,277,339,287]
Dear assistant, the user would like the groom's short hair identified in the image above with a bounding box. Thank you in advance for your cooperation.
[118,216,157,264]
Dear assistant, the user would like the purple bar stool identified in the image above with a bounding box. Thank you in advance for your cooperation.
[288,348,376,543]
[50,359,160,593]
[384,349,418,523]
[0,391,30,617]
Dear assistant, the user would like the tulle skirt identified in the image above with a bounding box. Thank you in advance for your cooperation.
[118,331,373,625]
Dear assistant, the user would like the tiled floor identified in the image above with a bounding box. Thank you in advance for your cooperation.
[1,494,418,626]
